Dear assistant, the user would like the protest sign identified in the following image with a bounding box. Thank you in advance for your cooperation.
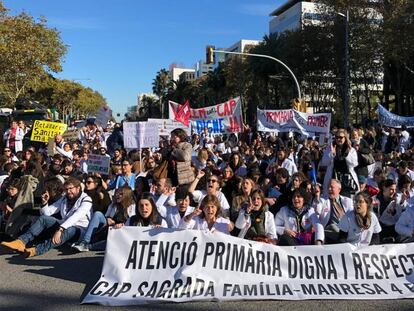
[96,105,113,127]
[30,120,67,143]
[62,129,80,142]
[257,109,331,135]
[378,104,414,128]
[87,154,111,175]
[147,118,190,136]
[123,122,159,149]
[83,228,414,305]
[169,97,243,134]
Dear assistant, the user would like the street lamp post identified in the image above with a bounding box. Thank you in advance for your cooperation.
[211,50,302,100]
[338,10,350,129]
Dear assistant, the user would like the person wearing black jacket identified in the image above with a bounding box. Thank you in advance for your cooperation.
[352,128,374,178]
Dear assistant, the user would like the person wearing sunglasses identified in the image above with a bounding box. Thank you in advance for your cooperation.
[188,170,230,217]
[319,129,359,198]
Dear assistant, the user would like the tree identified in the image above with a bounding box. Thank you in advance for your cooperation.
[0,1,67,106]
[152,69,171,118]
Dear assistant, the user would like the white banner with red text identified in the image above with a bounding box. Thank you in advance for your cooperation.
[82,227,414,305]
[168,97,243,134]
[257,109,331,135]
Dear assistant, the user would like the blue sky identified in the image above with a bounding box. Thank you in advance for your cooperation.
[4,0,283,117]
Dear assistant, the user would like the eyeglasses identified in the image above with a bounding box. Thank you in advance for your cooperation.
[208,179,218,183]
[336,136,345,139]
[86,180,95,184]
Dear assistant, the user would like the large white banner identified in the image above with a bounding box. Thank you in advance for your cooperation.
[169,97,243,134]
[82,228,414,305]
[257,109,331,135]
[123,122,159,149]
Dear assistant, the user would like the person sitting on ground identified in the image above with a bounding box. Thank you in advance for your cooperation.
[316,179,353,244]
[121,192,167,228]
[235,189,277,244]
[83,174,111,214]
[0,177,92,258]
[0,178,20,224]
[108,158,136,190]
[338,192,381,246]
[275,188,324,246]
[188,170,230,217]
[179,194,232,234]
[156,186,195,229]
[72,186,135,252]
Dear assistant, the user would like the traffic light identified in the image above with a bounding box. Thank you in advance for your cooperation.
[206,45,215,64]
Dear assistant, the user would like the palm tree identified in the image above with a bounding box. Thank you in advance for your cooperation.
[152,69,170,118]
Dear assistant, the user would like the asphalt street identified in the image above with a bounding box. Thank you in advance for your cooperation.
[0,247,413,311]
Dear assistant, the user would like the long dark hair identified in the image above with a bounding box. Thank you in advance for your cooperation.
[131,192,163,226]
[354,192,373,230]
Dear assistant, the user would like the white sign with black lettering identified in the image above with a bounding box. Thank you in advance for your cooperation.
[82,228,414,305]
[123,122,159,149]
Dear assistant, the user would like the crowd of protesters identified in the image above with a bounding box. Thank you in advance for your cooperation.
[1,117,414,259]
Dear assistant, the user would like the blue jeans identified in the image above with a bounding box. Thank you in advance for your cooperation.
[82,211,106,243]
[19,215,80,256]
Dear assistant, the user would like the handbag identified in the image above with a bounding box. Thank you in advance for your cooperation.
[176,161,195,185]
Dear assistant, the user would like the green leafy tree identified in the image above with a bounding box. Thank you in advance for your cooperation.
[0,1,67,106]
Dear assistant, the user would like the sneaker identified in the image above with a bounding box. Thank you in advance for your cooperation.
[0,239,26,253]
[72,241,90,252]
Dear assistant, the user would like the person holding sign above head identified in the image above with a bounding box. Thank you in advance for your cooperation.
[235,189,277,244]
[120,192,167,228]
[179,194,232,234]
[275,188,324,246]
[338,192,381,246]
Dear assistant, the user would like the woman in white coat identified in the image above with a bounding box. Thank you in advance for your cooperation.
[275,188,324,246]
[3,121,25,154]
[179,194,231,234]
[338,192,381,246]
[319,129,359,198]
[235,189,277,244]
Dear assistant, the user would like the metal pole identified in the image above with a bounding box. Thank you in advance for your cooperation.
[213,50,302,100]
[343,10,350,129]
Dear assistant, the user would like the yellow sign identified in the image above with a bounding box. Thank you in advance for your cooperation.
[30,120,68,143]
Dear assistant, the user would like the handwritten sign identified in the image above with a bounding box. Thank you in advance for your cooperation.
[87,154,110,175]
[30,120,67,143]
[123,122,159,149]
